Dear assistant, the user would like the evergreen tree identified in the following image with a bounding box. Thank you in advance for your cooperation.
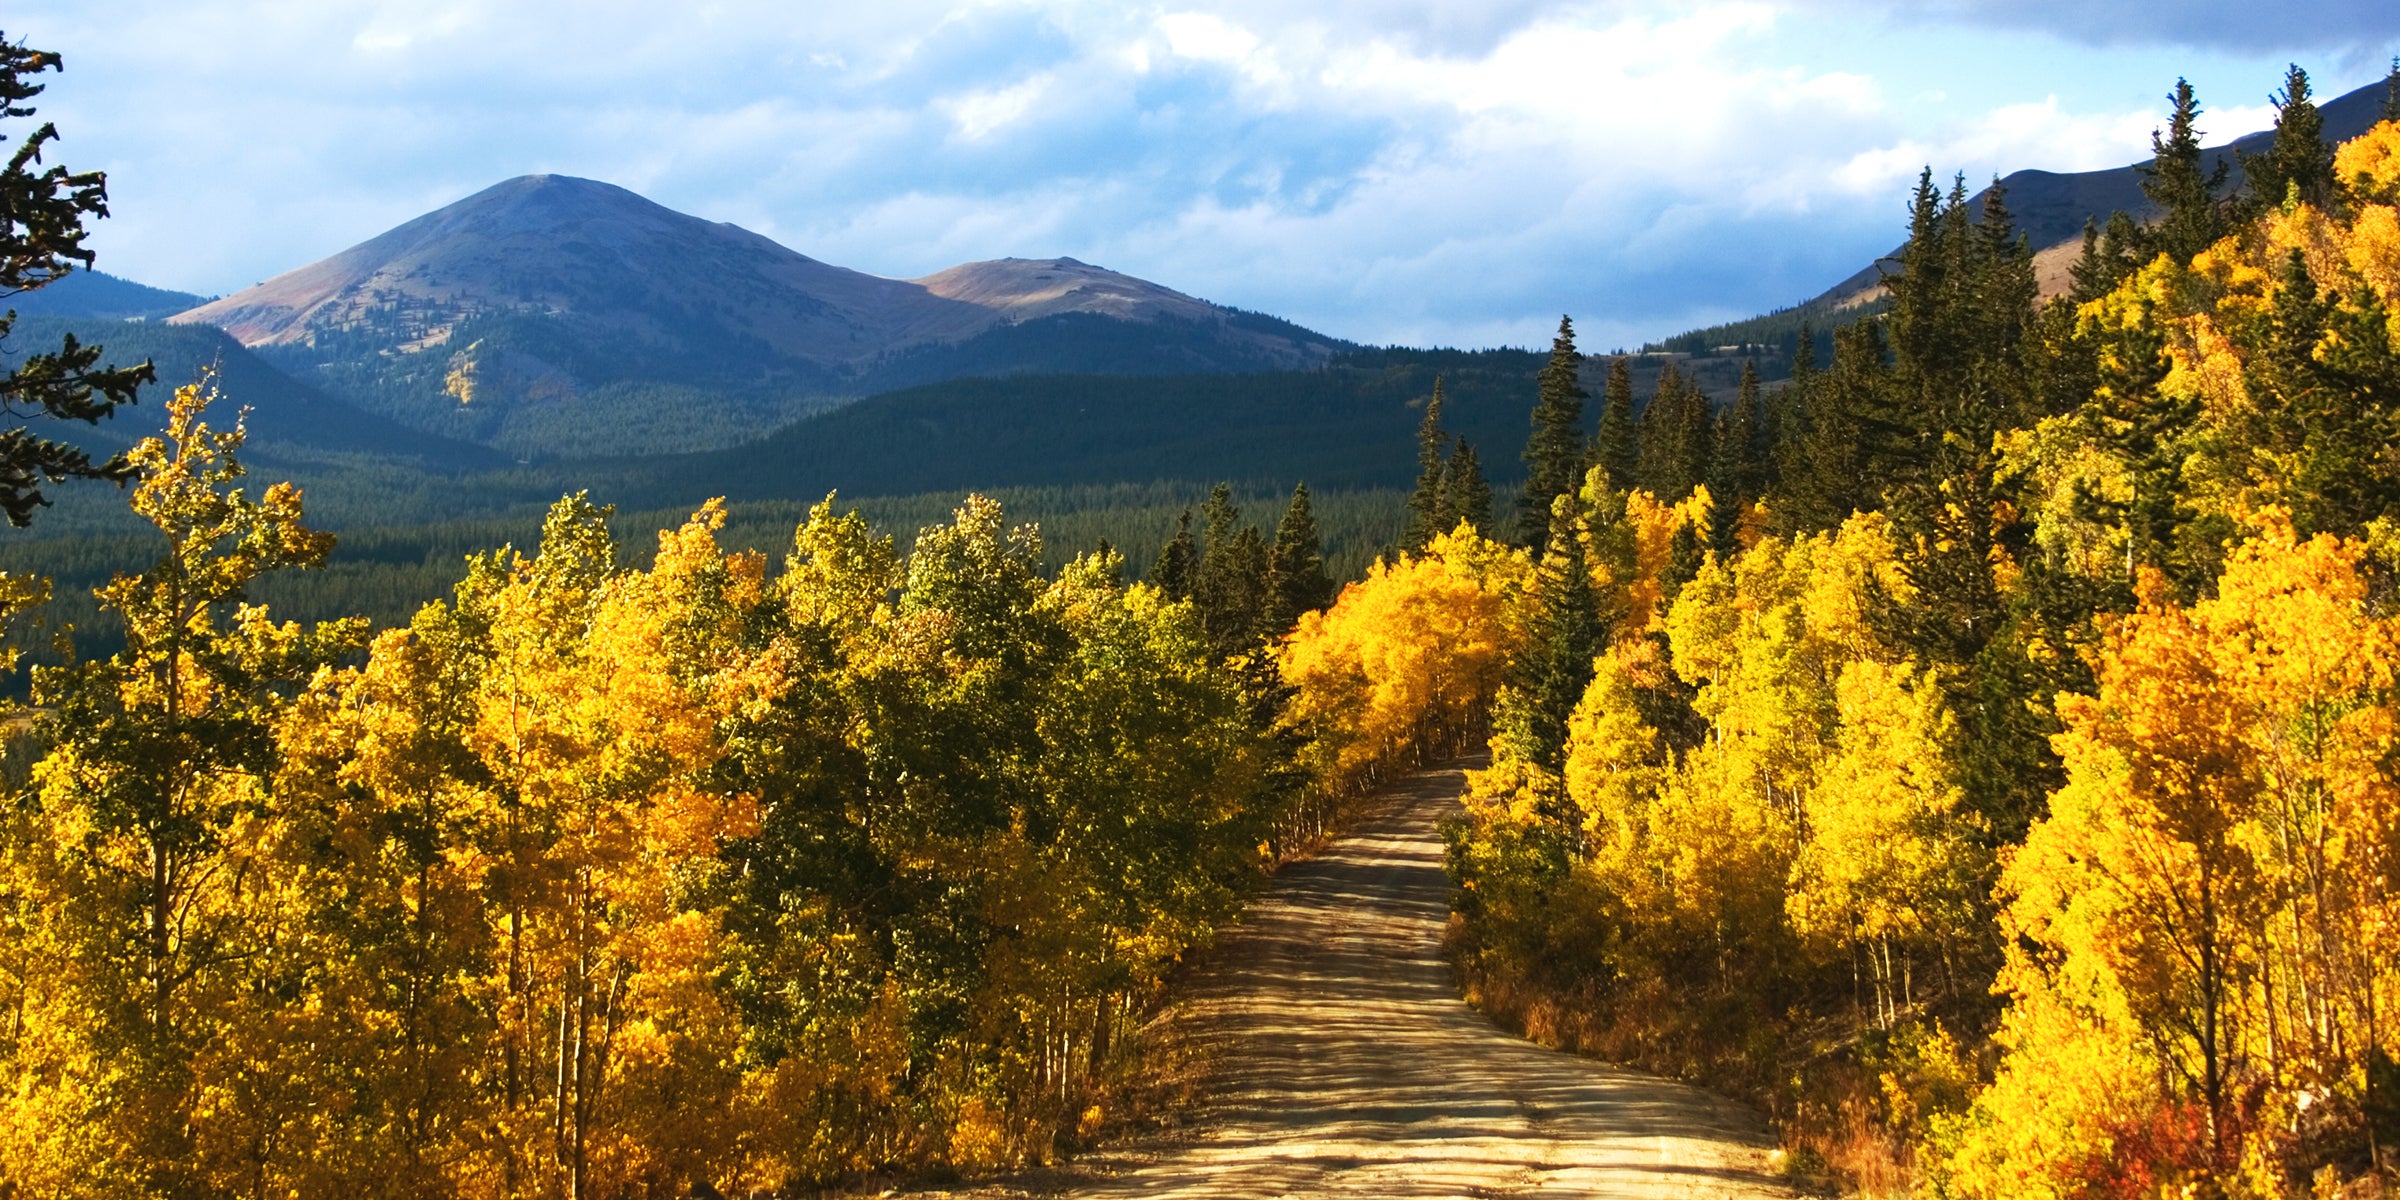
[2141,78,2231,267]
[1729,358,1763,497]
[1633,362,1678,495]
[2246,249,2400,539]
[1880,171,2034,474]
[1195,483,1269,658]
[1886,169,1955,405]
[1972,178,2040,433]
[2067,219,2113,304]
[2386,57,2400,124]
[1443,437,1493,537]
[1767,329,1817,517]
[2068,209,2146,305]
[1406,379,1452,549]
[1669,376,1714,501]
[2245,63,2333,210]
[1592,356,1637,490]
[1705,361,1762,553]
[1509,495,1604,785]
[1782,322,1890,533]
[1517,315,1588,553]
[1766,328,1811,451]
[0,39,155,526]
[1148,507,1197,600]
[1632,363,1712,501]
[1265,482,1334,633]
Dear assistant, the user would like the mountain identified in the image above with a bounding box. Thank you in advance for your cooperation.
[1640,75,2398,374]
[6,270,208,321]
[9,316,506,472]
[1807,75,2395,309]
[169,175,1346,458]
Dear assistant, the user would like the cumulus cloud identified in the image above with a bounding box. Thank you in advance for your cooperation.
[10,0,2394,348]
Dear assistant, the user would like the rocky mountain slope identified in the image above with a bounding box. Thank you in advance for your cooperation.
[169,175,1343,457]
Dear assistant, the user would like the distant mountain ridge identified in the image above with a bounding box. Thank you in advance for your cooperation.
[168,175,1346,458]
[1809,75,2395,309]
[7,269,207,321]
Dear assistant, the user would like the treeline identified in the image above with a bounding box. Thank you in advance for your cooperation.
[1641,300,1864,368]
[0,379,1387,1195]
[0,482,1409,683]
[1392,67,2400,1194]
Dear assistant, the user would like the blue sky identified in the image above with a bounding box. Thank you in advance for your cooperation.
[14,1,2400,349]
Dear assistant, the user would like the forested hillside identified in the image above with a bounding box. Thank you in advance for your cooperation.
[8,316,504,470]
[1406,69,2400,1195]
[12,23,2400,1198]
[1642,71,2400,393]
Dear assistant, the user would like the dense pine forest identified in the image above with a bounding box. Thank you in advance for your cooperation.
[8,22,2400,1198]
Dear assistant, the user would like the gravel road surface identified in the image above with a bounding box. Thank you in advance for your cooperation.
[933,761,1792,1199]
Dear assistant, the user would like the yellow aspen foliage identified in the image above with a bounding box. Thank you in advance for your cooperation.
[1664,514,1909,819]
[2334,118,2400,206]
[1279,524,1529,800]
[0,384,365,1196]
[1786,660,1987,1027]
[1950,515,2400,1192]
[2346,204,2400,309]
[1995,416,2141,581]
[1615,486,1707,633]
[0,427,1293,1195]
[1932,962,2165,1200]
[1561,644,1665,857]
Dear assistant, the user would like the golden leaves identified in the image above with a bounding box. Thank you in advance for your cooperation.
[2334,118,2400,207]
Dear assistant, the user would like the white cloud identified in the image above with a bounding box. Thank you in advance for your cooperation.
[1158,12,1263,65]
[941,72,1057,140]
[8,0,2390,349]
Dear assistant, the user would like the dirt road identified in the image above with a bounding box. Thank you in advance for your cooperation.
[1048,761,1792,1199]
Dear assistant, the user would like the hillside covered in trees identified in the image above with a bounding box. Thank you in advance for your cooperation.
[10,20,2400,1198]
[1412,66,2400,1195]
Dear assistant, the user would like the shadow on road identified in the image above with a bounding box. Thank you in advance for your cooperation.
[927,761,1792,1199]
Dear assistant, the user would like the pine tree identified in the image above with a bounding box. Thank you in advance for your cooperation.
[1148,507,1196,600]
[2385,57,2400,124]
[1783,321,1889,533]
[1265,482,1334,633]
[1730,358,1763,497]
[1195,483,1269,658]
[1517,315,1588,553]
[2245,63,2333,210]
[1887,169,1953,399]
[1593,356,1637,491]
[2141,78,2231,266]
[1669,377,1714,501]
[1510,495,1605,784]
[2068,209,2145,305]
[2068,219,2107,301]
[1766,327,1813,471]
[1406,379,1452,549]
[1633,362,1678,495]
[1444,437,1493,537]
[1705,360,1762,552]
[0,40,155,527]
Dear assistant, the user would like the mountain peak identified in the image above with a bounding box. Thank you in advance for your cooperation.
[163,175,1344,457]
[913,255,1218,324]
